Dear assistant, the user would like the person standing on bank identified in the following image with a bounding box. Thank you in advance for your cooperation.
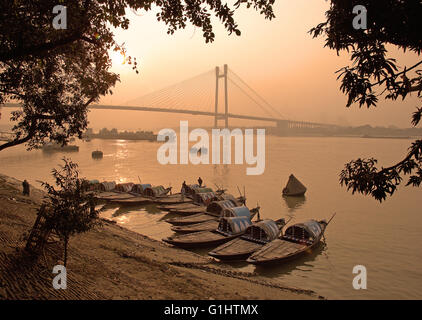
[22,179,30,196]
[198,177,203,187]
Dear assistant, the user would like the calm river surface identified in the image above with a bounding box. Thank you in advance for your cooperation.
[1,136,421,299]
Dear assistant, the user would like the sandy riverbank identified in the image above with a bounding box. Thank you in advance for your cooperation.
[0,173,322,300]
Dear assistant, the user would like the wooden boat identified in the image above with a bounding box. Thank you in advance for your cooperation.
[246,214,335,265]
[171,207,259,233]
[163,216,253,248]
[144,185,172,198]
[157,201,201,211]
[92,150,103,159]
[208,218,286,261]
[110,196,153,206]
[171,220,220,233]
[165,200,247,226]
[95,192,136,201]
[167,194,245,216]
[131,184,152,195]
[282,174,307,196]
[169,205,207,215]
[153,195,194,205]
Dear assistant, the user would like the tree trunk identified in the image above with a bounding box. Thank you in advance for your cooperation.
[63,236,68,267]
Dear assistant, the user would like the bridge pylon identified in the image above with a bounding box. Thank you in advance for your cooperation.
[214,64,229,128]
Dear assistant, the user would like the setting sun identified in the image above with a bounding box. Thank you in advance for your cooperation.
[110,50,126,66]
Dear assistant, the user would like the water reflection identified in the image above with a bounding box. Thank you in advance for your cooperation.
[282,195,306,211]
[110,203,162,217]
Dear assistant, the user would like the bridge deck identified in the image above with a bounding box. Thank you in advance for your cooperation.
[1,103,338,128]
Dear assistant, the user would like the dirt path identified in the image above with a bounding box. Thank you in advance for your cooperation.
[0,173,322,300]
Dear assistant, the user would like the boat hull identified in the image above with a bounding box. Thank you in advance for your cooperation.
[110,197,153,206]
[154,197,194,205]
[209,238,264,261]
[169,206,206,215]
[163,231,240,249]
[165,212,218,226]
[247,239,319,265]
[171,220,219,233]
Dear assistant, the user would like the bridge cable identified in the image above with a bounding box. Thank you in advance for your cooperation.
[228,68,286,119]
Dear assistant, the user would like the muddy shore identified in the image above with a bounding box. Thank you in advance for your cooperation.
[0,173,322,300]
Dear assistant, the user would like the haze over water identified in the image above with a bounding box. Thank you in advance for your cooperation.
[1,135,421,299]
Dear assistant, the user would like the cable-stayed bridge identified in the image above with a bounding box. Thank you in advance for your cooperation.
[1,65,337,133]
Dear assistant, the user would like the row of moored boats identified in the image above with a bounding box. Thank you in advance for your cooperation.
[88,177,334,266]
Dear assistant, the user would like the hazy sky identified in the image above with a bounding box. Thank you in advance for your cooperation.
[2,1,420,131]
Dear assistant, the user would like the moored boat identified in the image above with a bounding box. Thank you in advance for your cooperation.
[246,214,335,265]
[92,150,103,158]
[110,196,153,206]
[157,202,201,211]
[163,216,253,248]
[154,195,194,205]
[171,206,260,233]
[208,218,286,261]
[95,192,136,201]
[144,185,172,198]
[165,199,242,226]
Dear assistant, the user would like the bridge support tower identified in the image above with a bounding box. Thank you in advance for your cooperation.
[214,64,229,128]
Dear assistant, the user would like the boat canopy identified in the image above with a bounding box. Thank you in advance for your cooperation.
[131,183,152,194]
[206,200,236,214]
[115,182,134,193]
[184,184,200,195]
[88,179,99,185]
[219,193,238,204]
[284,220,323,242]
[144,185,167,197]
[101,181,116,191]
[193,192,217,205]
[193,187,213,194]
[243,220,281,242]
[282,174,307,196]
[222,206,251,218]
[218,216,252,235]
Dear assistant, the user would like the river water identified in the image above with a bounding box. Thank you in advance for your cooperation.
[0,135,421,299]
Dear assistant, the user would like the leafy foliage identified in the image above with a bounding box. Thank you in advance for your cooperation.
[0,0,275,151]
[311,0,422,201]
[41,158,102,266]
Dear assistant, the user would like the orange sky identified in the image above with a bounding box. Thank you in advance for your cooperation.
[2,1,420,131]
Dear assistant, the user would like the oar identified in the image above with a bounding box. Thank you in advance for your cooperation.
[255,202,261,221]
[326,212,336,226]
[322,212,336,241]
[236,185,242,197]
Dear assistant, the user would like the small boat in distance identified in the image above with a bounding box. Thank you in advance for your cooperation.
[282,174,307,196]
[247,214,335,265]
[92,150,103,158]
